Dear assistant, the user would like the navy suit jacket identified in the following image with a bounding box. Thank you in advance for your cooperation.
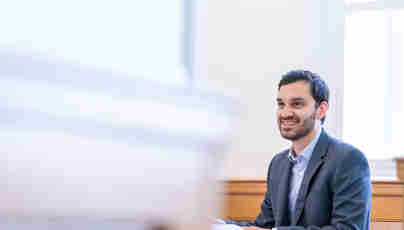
[227,130,372,230]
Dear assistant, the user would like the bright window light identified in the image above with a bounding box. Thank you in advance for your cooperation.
[344,9,404,159]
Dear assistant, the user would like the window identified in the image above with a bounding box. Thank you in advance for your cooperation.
[344,0,404,177]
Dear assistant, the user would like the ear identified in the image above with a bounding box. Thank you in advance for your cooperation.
[316,101,328,121]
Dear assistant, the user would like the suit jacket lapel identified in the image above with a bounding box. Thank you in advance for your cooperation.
[291,130,329,225]
[276,157,293,226]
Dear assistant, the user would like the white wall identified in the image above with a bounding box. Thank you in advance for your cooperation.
[199,0,345,179]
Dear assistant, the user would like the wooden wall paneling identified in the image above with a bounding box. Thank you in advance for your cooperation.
[223,180,266,221]
[372,181,404,222]
[223,180,404,223]
[371,222,403,230]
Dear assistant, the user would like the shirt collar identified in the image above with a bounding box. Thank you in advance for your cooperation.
[288,128,322,164]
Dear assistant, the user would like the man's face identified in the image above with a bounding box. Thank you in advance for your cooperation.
[276,81,318,141]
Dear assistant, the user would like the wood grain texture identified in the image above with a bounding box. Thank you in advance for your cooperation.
[371,222,402,230]
[395,158,404,181]
[222,180,404,222]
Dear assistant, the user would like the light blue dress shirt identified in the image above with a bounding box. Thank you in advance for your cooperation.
[287,129,322,220]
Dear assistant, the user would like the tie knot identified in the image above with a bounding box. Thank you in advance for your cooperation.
[288,154,298,165]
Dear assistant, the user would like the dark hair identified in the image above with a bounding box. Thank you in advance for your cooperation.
[278,70,329,124]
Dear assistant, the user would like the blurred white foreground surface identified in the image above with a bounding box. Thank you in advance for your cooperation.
[0,51,234,230]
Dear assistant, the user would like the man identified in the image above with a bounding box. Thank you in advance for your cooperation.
[226,70,371,230]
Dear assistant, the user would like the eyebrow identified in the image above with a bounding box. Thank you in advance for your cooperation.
[276,97,305,102]
[290,97,305,102]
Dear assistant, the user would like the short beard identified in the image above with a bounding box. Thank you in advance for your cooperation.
[280,111,316,141]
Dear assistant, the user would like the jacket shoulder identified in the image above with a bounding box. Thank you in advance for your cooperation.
[272,149,289,162]
[326,135,369,165]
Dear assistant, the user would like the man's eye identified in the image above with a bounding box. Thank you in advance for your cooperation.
[293,102,304,107]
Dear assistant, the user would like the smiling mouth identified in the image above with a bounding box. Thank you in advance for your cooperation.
[281,120,298,128]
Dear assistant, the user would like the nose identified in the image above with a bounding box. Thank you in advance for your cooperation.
[279,107,295,119]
